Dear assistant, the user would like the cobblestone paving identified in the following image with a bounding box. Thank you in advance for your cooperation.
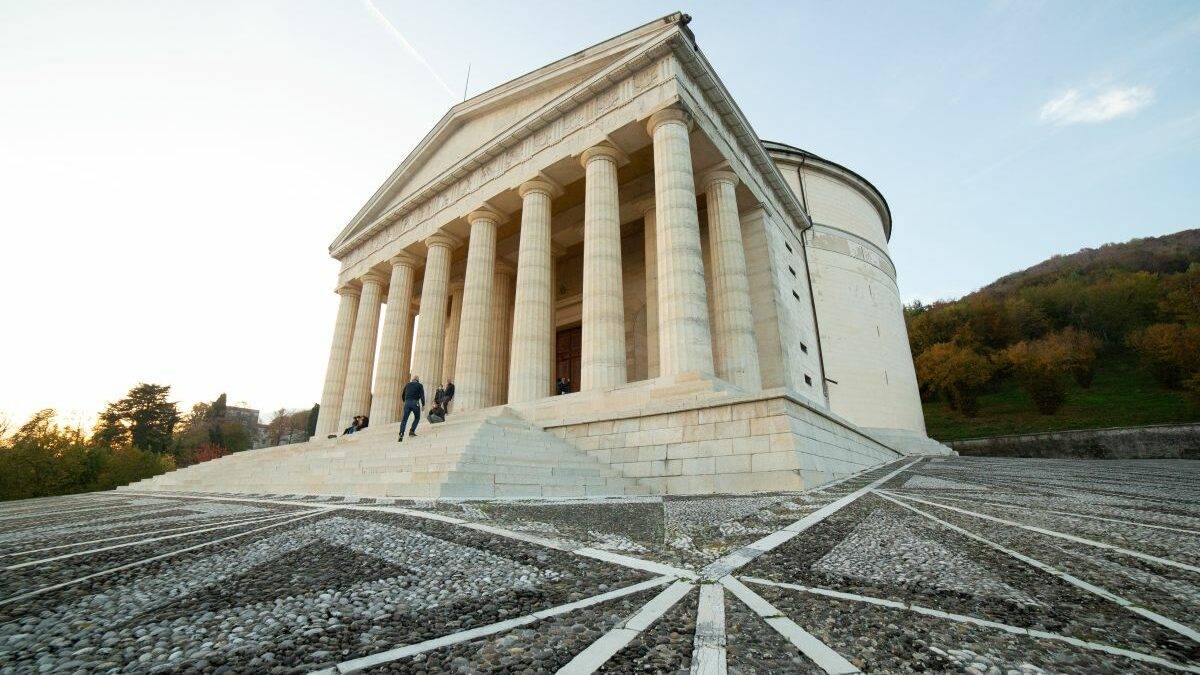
[1,457,1198,673]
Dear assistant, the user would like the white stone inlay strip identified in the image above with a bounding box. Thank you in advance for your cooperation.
[0,510,325,606]
[875,491,1200,645]
[5,511,302,569]
[880,491,1200,574]
[0,512,282,558]
[890,492,1200,534]
[331,575,676,673]
[700,460,920,579]
[690,583,727,675]
[575,547,699,580]
[0,501,150,522]
[558,580,694,674]
[741,576,1200,674]
[719,576,859,674]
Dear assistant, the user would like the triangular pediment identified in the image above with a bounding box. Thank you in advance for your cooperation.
[331,12,688,253]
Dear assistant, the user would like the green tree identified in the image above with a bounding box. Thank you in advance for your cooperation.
[93,384,180,453]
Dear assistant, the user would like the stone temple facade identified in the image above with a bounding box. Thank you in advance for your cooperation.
[128,12,949,500]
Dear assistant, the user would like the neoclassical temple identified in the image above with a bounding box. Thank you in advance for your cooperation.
[129,13,948,500]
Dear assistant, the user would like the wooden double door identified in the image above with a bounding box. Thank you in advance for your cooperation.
[555,326,582,393]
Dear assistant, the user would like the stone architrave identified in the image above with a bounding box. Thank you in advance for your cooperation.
[508,179,558,403]
[454,209,502,411]
[488,261,516,405]
[339,270,387,429]
[702,169,762,391]
[370,253,419,424]
[648,106,714,379]
[314,284,360,437]
[441,280,464,385]
[410,232,460,393]
[580,144,628,391]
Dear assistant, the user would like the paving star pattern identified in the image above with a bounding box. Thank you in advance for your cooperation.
[1,457,1198,673]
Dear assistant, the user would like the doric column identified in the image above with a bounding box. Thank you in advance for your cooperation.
[488,261,516,405]
[636,197,659,379]
[453,208,502,411]
[647,106,714,378]
[701,169,762,390]
[338,270,387,429]
[508,179,558,403]
[401,302,417,380]
[410,232,460,392]
[314,284,360,437]
[441,280,464,385]
[580,144,628,391]
[370,253,419,424]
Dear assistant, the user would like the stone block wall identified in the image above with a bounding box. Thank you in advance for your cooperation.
[544,391,900,495]
[949,424,1200,459]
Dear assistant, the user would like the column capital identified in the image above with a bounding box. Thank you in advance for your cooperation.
[360,269,389,287]
[336,283,361,298]
[424,231,463,251]
[646,105,694,135]
[580,143,628,168]
[467,206,506,226]
[698,168,739,191]
[518,177,564,199]
[389,251,421,269]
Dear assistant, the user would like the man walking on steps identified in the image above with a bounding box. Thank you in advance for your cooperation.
[398,375,425,442]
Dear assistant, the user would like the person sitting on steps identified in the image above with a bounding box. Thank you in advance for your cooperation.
[443,379,455,412]
[343,415,362,435]
[398,376,425,442]
[427,402,446,424]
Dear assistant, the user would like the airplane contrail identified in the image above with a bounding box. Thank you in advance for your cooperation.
[361,0,457,98]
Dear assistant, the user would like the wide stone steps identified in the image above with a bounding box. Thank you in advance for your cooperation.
[121,408,650,499]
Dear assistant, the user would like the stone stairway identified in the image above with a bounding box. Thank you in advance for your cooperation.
[121,408,651,499]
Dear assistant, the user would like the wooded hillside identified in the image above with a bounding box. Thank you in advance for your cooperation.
[906,229,1200,440]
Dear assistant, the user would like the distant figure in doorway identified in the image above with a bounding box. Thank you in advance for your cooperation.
[443,379,455,412]
[428,402,446,424]
[556,377,570,395]
[398,376,425,442]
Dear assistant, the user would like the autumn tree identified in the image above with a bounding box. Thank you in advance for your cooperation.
[1128,324,1200,388]
[914,342,994,417]
[1004,337,1072,414]
[92,384,179,453]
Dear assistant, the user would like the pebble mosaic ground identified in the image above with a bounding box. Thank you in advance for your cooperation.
[1,457,1198,674]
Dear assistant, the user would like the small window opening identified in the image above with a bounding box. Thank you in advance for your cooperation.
[791,290,801,301]
[804,374,813,386]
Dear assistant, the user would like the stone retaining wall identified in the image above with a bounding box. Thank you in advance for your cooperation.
[545,392,901,494]
[948,423,1200,459]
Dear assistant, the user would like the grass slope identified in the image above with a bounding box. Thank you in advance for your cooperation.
[924,353,1197,441]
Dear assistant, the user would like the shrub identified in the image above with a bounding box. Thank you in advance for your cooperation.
[915,342,994,417]
[1004,337,1072,415]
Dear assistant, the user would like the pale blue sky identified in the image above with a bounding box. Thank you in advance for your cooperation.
[1,1,1197,426]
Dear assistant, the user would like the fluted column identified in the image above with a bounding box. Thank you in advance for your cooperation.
[488,261,516,405]
[370,253,419,424]
[702,170,762,390]
[339,270,387,429]
[508,180,557,403]
[580,144,628,391]
[410,232,460,391]
[441,280,464,385]
[314,284,360,437]
[648,106,714,378]
[454,208,502,411]
[401,303,417,379]
[637,198,659,379]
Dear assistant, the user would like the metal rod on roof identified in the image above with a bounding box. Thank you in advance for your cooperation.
[463,63,471,101]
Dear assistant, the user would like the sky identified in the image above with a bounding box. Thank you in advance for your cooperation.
[1,0,1198,428]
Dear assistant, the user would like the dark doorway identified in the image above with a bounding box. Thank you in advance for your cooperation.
[556,326,582,393]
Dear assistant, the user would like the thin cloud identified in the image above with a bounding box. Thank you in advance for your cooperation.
[1039,85,1154,125]
[361,0,457,98]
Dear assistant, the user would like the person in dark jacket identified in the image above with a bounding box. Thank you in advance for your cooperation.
[556,377,570,395]
[398,376,425,442]
[427,403,446,424]
[443,380,455,412]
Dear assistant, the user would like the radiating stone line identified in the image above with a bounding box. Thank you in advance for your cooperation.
[690,583,727,675]
[0,512,284,558]
[719,576,859,674]
[740,576,1200,673]
[557,580,694,674]
[879,490,1200,573]
[875,491,1200,645]
[700,460,920,580]
[0,510,325,606]
[320,575,676,674]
